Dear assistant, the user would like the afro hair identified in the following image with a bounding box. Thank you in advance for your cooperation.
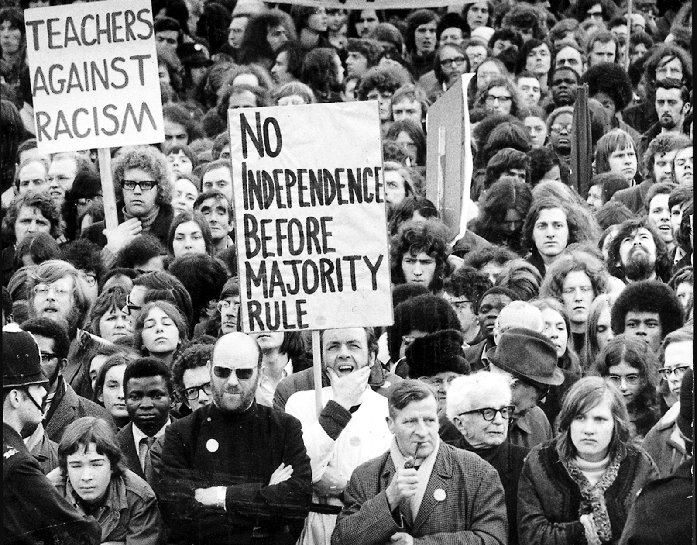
[581,62,633,112]
[610,280,683,337]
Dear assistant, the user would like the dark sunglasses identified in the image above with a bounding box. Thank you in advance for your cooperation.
[212,366,255,380]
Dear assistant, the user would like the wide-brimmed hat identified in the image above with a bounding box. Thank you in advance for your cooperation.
[490,327,565,386]
[2,327,48,389]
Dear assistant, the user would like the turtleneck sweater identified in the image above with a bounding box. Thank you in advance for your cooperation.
[573,454,610,486]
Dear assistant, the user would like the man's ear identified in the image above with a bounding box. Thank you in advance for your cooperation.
[58,357,67,372]
[682,102,691,116]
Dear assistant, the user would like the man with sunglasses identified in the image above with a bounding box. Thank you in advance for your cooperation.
[488,328,564,450]
[159,332,312,545]
[3,328,101,545]
[82,146,174,269]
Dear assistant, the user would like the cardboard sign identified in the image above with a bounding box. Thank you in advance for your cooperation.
[229,102,393,332]
[24,0,164,153]
[425,73,474,243]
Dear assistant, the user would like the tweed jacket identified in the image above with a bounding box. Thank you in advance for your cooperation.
[332,442,508,545]
[44,379,113,443]
[517,441,659,545]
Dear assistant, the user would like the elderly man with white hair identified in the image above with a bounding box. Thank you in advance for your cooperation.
[447,371,528,545]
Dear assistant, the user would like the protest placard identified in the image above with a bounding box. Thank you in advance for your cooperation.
[229,102,393,333]
[425,73,474,243]
[24,0,164,154]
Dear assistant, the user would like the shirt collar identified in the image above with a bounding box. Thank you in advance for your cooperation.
[259,360,293,381]
[132,418,170,451]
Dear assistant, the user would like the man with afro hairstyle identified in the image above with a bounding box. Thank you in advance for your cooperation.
[610,280,683,354]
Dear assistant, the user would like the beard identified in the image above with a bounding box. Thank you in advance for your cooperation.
[659,114,678,130]
[623,249,655,281]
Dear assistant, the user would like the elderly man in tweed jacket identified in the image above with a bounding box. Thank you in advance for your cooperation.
[332,380,507,545]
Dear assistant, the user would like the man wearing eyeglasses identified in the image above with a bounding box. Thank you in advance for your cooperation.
[20,318,112,443]
[159,332,312,545]
[82,146,174,268]
[643,328,693,478]
[172,344,214,416]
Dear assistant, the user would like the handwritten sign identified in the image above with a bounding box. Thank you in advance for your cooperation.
[229,102,393,332]
[24,0,164,153]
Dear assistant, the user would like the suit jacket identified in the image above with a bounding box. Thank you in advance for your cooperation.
[44,380,113,443]
[117,423,145,480]
[332,442,508,545]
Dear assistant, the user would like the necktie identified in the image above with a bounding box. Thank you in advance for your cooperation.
[139,436,155,482]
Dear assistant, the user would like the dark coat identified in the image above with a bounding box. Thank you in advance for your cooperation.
[117,423,146,481]
[612,179,654,214]
[517,440,659,545]
[618,458,693,545]
[332,441,508,545]
[44,379,113,443]
[158,402,312,545]
[81,205,174,248]
[454,437,529,545]
[3,423,101,545]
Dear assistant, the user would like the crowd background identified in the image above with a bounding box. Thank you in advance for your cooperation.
[0,0,694,544]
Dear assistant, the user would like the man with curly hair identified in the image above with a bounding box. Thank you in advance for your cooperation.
[610,280,683,354]
[607,217,673,284]
[82,146,174,269]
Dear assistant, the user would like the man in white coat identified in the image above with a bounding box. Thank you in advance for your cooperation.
[286,327,393,545]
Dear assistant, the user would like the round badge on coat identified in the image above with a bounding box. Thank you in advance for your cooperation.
[206,439,219,452]
[433,488,446,501]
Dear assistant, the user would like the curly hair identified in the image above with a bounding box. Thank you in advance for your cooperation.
[114,234,166,270]
[171,343,213,399]
[112,146,172,207]
[469,177,532,253]
[356,64,413,100]
[2,192,64,242]
[501,4,545,40]
[581,62,633,111]
[443,265,493,305]
[606,217,673,282]
[388,293,461,362]
[390,219,452,292]
[643,44,693,89]
[540,249,608,302]
[611,280,683,338]
[462,245,517,272]
[239,10,297,67]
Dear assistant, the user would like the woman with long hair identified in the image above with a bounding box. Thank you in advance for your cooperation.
[592,335,659,443]
[518,376,658,545]
[167,211,213,259]
[133,301,189,368]
[300,47,344,103]
[531,297,582,426]
[581,294,615,373]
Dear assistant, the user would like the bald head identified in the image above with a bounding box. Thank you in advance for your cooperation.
[493,302,544,345]
[210,332,261,413]
[213,332,261,365]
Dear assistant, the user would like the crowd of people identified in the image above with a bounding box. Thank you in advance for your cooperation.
[1,0,694,544]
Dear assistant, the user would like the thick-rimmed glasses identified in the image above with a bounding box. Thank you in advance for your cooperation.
[184,383,212,400]
[458,405,516,421]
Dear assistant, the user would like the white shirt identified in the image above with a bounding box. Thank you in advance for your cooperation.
[256,360,293,407]
[132,418,170,468]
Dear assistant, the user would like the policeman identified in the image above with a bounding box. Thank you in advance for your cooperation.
[3,326,101,545]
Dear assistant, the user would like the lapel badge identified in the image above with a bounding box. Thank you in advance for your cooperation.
[206,439,219,453]
[433,488,446,501]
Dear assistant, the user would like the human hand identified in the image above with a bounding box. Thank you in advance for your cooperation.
[194,486,226,507]
[313,466,348,497]
[45,467,65,488]
[104,218,142,253]
[268,463,293,486]
[385,466,419,510]
[390,531,414,545]
[328,366,371,410]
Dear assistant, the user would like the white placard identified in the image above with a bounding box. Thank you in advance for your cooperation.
[229,102,393,332]
[24,0,164,153]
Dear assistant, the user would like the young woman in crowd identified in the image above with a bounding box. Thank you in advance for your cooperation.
[93,354,135,430]
[87,287,132,344]
[592,335,659,443]
[167,211,213,259]
[133,301,189,368]
[581,294,615,373]
[518,377,659,545]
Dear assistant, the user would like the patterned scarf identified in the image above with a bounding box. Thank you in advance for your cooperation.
[124,204,160,232]
[562,452,623,544]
